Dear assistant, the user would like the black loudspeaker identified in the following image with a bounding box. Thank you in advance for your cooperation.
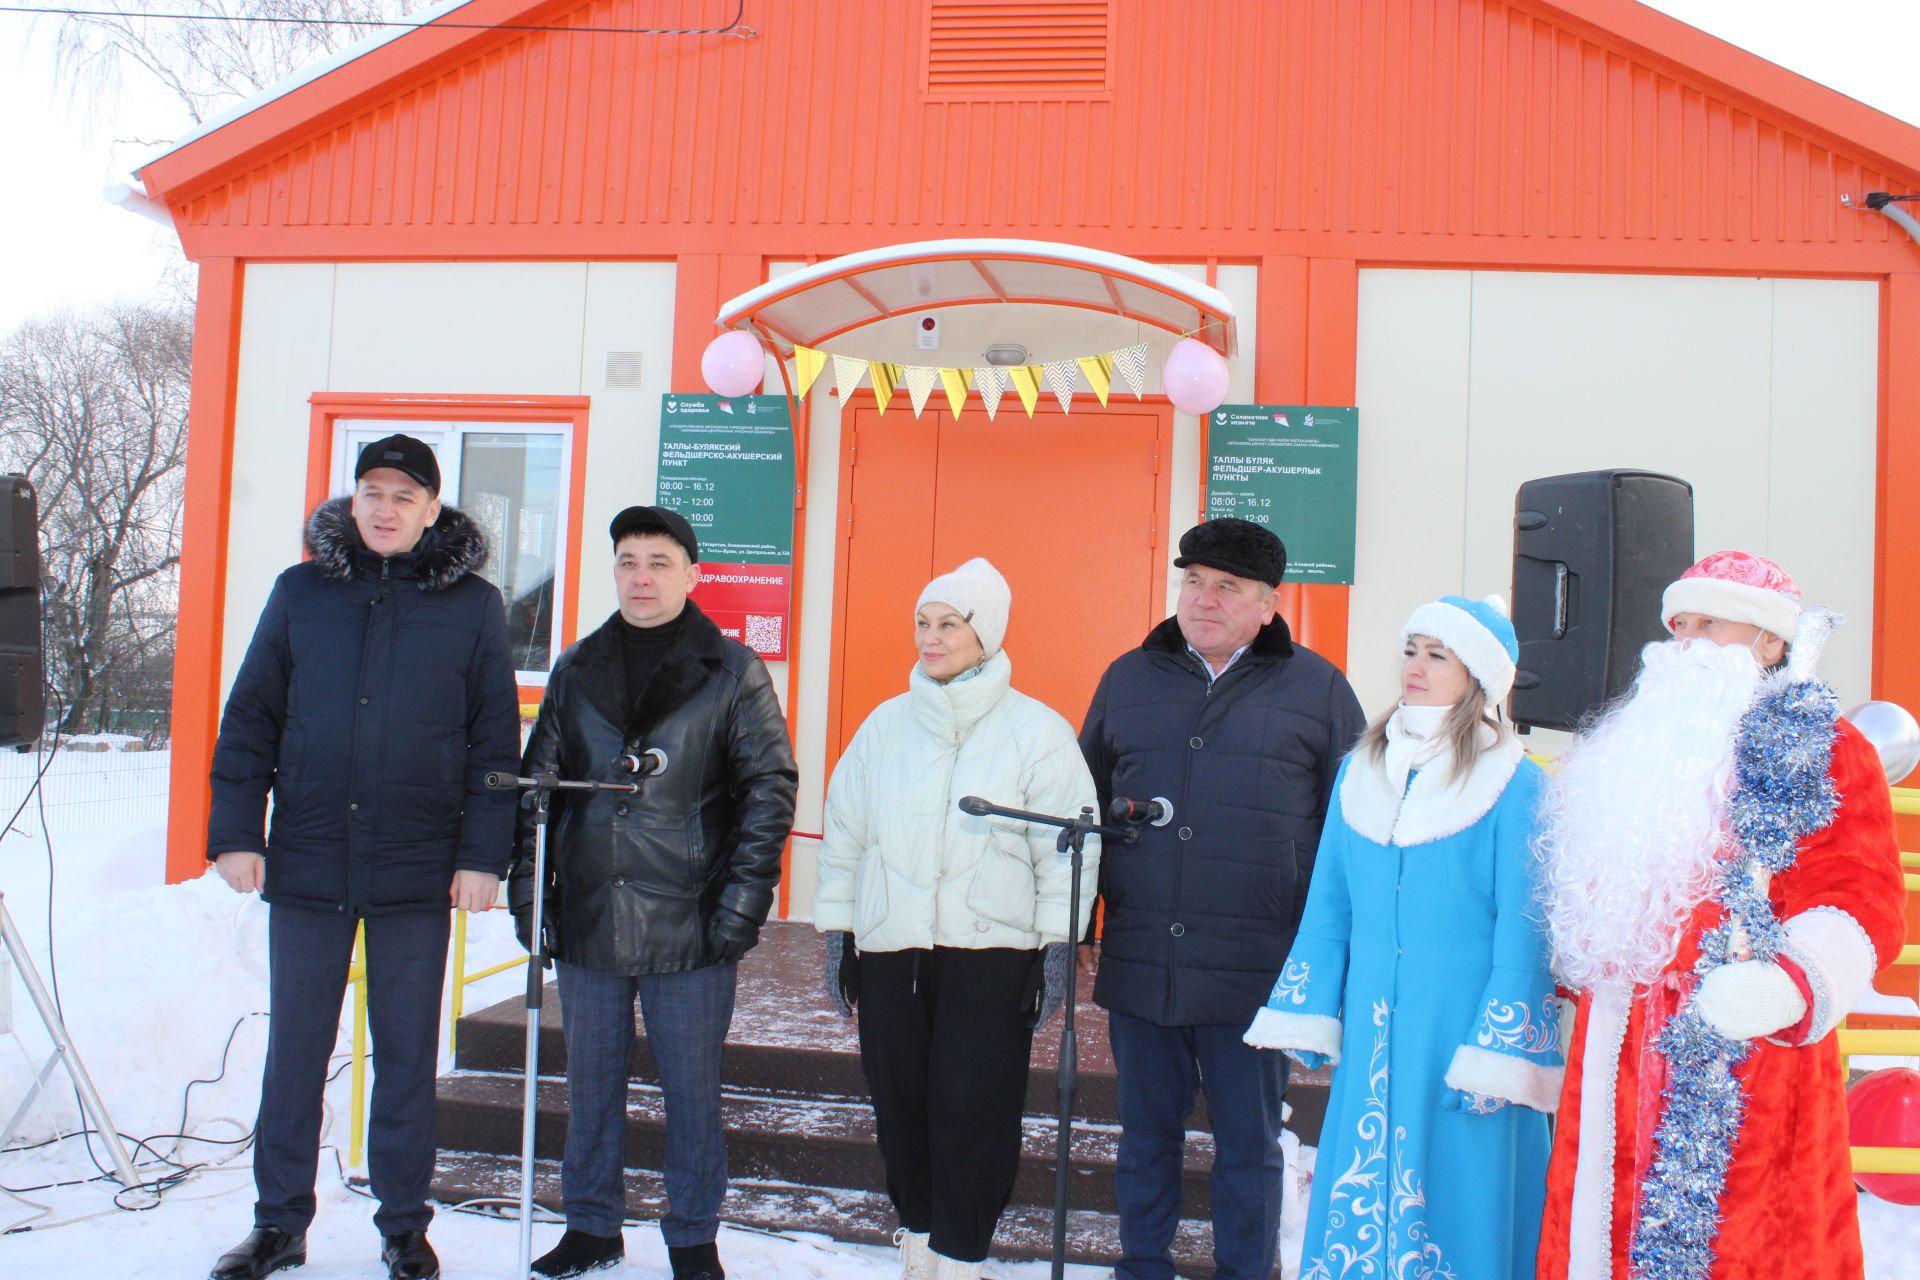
[0,474,45,749]
[1509,469,1694,733]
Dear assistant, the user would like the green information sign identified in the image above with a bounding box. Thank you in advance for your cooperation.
[656,394,796,659]
[1204,405,1359,585]
[657,394,796,560]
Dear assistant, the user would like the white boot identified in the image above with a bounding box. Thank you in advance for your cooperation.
[931,1251,984,1280]
[894,1229,935,1280]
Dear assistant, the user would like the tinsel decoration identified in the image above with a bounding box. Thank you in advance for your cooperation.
[1626,671,1840,1280]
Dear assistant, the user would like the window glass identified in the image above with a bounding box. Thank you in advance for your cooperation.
[460,432,564,674]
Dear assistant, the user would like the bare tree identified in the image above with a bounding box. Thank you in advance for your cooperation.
[55,0,414,126]
[0,303,192,737]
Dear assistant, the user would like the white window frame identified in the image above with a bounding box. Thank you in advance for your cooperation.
[331,418,574,686]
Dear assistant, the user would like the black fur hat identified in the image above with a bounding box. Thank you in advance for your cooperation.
[1173,518,1287,588]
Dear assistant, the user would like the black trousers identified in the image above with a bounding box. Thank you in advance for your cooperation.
[253,904,450,1237]
[856,946,1039,1263]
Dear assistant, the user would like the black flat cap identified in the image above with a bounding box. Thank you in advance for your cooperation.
[609,505,700,561]
[354,433,440,494]
[1173,518,1287,587]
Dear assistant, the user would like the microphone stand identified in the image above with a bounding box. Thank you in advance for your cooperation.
[956,797,1137,1280]
[487,767,647,1280]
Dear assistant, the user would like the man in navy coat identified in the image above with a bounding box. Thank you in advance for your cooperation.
[204,434,521,1280]
[1079,518,1365,1280]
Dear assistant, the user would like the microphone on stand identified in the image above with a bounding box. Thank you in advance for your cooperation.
[615,748,669,778]
[1108,796,1174,828]
[958,795,994,817]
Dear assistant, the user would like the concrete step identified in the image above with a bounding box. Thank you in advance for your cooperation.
[435,1072,1216,1215]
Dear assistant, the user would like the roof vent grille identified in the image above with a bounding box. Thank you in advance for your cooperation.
[923,1,1113,100]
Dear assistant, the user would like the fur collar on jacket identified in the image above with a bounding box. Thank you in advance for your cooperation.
[566,602,729,746]
[1141,612,1295,663]
[1338,724,1526,847]
[304,496,489,594]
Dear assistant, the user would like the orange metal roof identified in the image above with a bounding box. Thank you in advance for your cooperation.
[135,0,1920,273]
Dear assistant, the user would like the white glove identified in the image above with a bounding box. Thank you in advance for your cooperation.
[1690,960,1807,1041]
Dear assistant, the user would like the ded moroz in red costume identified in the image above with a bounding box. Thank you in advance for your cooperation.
[1534,552,1908,1280]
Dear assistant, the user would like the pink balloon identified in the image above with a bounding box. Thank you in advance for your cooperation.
[701,331,764,398]
[1162,338,1231,415]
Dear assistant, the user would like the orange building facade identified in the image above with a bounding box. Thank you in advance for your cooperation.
[137,0,1920,914]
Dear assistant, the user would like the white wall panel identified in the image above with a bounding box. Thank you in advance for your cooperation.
[1352,269,1880,721]
[221,263,336,700]
[1766,279,1880,706]
[329,263,588,394]
[1350,270,1475,714]
[577,261,676,631]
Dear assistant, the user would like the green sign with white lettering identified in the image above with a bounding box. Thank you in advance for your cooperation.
[656,394,795,560]
[1204,405,1359,585]
[656,393,796,659]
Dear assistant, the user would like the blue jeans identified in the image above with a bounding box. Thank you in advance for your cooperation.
[254,905,450,1237]
[554,960,737,1244]
[1107,1010,1289,1280]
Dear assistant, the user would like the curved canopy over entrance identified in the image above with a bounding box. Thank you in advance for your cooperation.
[715,238,1237,359]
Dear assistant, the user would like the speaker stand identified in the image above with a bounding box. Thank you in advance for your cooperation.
[0,890,148,1201]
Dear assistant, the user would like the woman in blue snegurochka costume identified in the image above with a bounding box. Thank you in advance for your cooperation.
[1243,595,1562,1280]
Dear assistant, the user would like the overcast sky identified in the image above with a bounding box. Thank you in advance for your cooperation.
[3,1,1920,334]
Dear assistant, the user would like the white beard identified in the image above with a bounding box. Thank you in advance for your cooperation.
[1536,640,1764,993]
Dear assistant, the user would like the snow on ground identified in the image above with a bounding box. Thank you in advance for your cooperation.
[0,762,1916,1276]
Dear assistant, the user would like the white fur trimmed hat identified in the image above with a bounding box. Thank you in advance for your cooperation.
[1660,550,1801,641]
[917,557,1012,657]
[1401,595,1520,704]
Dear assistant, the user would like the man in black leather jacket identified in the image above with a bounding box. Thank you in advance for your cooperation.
[509,505,797,1280]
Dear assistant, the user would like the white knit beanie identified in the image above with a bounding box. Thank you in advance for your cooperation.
[916,558,1012,657]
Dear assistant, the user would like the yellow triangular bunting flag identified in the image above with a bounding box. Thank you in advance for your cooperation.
[974,366,1007,420]
[832,353,868,400]
[1009,365,1042,419]
[1113,343,1148,399]
[904,365,939,418]
[940,367,971,419]
[1042,359,1078,413]
[870,362,901,414]
[1076,353,1114,406]
[794,346,827,399]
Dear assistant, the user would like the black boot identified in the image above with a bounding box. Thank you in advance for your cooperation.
[668,1241,725,1280]
[380,1230,440,1280]
[531,1229,626,1277]
[207,1227,307,1280]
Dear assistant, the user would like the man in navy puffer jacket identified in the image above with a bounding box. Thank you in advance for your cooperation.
[204,434,520,1280]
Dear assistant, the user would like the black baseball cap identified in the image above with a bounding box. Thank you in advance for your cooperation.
[354,433,441,494]
[609,505,700,562]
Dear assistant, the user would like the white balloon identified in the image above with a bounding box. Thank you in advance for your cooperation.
[1843,700,1920,786]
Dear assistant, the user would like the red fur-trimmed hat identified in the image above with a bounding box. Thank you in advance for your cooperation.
[1661,550,1801,641]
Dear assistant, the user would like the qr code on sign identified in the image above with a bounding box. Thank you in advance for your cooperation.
[744,614,783,654]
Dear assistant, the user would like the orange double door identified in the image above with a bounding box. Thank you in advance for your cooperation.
[829,403,1175,763]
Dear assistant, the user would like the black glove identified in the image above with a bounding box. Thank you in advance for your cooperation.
[823,931,859,1018]
[1024,943,1072,1030]
[510,890,557,969]
[707,907,760,965]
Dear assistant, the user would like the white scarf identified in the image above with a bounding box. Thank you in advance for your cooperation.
[1382,702,1452,796]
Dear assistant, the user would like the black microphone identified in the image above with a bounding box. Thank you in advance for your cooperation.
[615,748,669,778]
[957,795,993,817]
[484,771,521,790]
[1108,796,1174,827]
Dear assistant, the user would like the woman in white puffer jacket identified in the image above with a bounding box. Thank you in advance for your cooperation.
[814,557,1098,1280]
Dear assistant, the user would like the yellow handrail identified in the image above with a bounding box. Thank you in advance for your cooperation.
[1848,785,1919,1180]
[348,922,368,1171]
[1853,1146,1920,1175]
[343,909,530,1170]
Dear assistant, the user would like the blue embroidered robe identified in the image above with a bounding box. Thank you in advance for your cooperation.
[1247,741,1561,1280]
